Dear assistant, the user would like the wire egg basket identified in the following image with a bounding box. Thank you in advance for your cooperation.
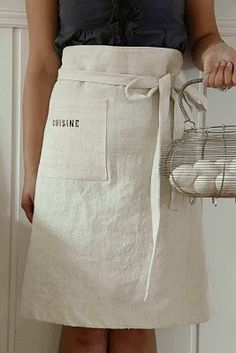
[160,77,236,206]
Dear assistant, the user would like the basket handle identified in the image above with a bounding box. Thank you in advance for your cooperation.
[178,77,204,129]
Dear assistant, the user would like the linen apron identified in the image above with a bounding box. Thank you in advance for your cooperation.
[19,45,216,328]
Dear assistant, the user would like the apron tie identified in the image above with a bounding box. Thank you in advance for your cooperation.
[123,71,207,211]
[122,72,207,302]
[57,67,207,302]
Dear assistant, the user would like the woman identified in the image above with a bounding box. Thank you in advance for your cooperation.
[20,0,236,352]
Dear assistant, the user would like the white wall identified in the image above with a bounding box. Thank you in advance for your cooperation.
[215,0,236,18]
[0,0,25,11]
[200,32,236,353]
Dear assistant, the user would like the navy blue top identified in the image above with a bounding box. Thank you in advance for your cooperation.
[54,0,188,58]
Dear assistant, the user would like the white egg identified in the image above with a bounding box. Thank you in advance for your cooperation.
[194,175,216,194]
[169,164,198,189]
[169,174,195,194]
[229,159,236,175]
[215,159,232,172]
[193,159,219,177]
[215,172,236,195]
[181,185,196,195]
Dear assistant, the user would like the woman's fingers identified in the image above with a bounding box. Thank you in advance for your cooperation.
[215,60,227,88]
[202,69,211,87]
[203,60,235,89]
[232,59,236,84]
[224,61,234,88]
[21,193,34,223]
[208,62,220,87]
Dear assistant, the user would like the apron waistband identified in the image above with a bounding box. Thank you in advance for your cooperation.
[57,66,208,302]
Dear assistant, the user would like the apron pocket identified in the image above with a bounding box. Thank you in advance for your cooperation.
[38,99,109,181]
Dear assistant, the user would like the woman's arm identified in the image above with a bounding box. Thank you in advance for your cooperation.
[185,0,236,89]
[21,0,61,222]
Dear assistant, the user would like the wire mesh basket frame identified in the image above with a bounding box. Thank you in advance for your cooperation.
[164,77,236,206]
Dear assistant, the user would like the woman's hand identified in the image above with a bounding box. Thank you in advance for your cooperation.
[202,42,236,90]
[21,173,37,223]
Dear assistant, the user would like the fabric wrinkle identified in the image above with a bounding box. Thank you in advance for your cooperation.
[121,0,143,42]
[106,0,122,45]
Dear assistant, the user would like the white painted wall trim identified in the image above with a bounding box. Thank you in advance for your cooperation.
[0,9,27,28]
[0,8,236,36]
[218,19,236,36]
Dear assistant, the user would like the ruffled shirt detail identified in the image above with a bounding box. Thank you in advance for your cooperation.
[105,0,143,44]
[54,0,188,58]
